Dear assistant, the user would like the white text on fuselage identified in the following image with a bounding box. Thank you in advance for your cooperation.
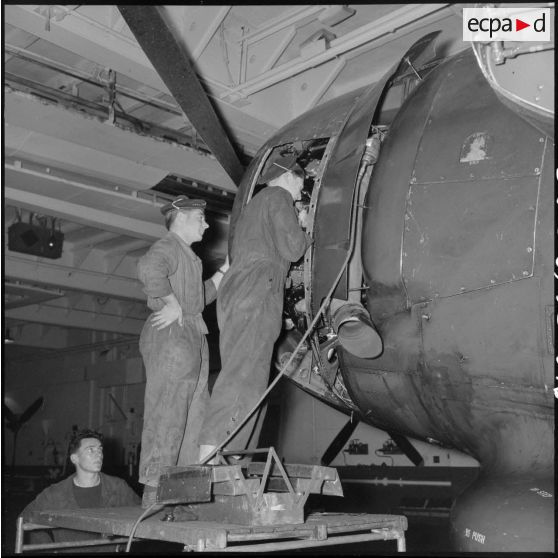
[530,487,553,498]
[465,528,486,545]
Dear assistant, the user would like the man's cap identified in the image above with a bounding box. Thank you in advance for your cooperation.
[259,152,304,183]
[160,195,206,215]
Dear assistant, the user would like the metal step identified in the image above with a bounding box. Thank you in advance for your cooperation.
[156,447,343,525]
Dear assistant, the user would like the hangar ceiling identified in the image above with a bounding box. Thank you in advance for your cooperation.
[3,4,466,356]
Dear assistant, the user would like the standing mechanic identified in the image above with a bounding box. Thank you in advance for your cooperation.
[138,195,228,506]
[199,153,311,463]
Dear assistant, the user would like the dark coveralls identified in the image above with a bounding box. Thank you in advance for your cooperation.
[199,186,310,451]
[138,232,216,484]
[21,472,139,547]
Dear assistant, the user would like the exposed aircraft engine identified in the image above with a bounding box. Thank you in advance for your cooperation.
[229,31,553,552]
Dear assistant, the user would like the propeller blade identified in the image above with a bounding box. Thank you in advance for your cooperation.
[19,397,44,424]
[387,430,424,467]
[320,416,360,466]
[2,402,18,424]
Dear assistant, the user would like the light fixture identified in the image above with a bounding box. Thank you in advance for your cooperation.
[8,213,64,259]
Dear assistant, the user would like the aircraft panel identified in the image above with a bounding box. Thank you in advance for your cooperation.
[402,175,538,301]
[312,32,442,314]
[411,50,545,184]
[419,277,546,387]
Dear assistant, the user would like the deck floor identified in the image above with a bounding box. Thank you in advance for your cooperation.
[24,506,407,552]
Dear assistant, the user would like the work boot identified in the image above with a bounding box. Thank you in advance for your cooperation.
[141,484,158,509]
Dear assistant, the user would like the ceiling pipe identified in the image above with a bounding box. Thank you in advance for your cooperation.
[118,5,245,186]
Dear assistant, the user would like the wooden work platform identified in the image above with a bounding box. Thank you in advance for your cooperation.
[18,506,407,552]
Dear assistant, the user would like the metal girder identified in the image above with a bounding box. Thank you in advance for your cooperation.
[4,303,145,335]
[4,282,65,310]
[4,5,276,151]
[5,255,145,301]
[4,5,166,90]
[4,185,165,241]
[162,5,231,61]
[219,4,450,99]
[5,88,237,192]
[118,5,245,186]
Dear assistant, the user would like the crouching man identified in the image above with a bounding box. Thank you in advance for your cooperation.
[20,429,139,550]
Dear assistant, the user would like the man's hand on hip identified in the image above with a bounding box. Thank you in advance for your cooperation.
[152,295,183,329]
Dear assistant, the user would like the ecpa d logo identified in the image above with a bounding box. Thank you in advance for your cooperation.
[463,7,551,42]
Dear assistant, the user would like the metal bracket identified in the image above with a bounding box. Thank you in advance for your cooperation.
[156,447,343,525]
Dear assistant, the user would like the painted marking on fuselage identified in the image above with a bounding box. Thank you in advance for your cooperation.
[459,132,493,164]
[342,478,451,487]
[530,487,553,498]
[464,528,486,544]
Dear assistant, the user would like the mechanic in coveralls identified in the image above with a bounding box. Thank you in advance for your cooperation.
[199,153,311,463]
[137,195,228,507]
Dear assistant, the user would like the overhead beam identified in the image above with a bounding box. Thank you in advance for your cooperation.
[4,184,166,241]
[219,4,450,99]
[4,4,166,90]
[118,5,245,186]
[241,6,324,44]
[5,303,144,335]
[172,5,232,61]
[4,282,65,310]
[5,255,145,301]
[4,88,237,192]
[3,4,284,145]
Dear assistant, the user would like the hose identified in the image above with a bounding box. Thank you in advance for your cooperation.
[124,142,374,551]
[124,502,161,553]
[198,251,351,465]
[199,145,372,466]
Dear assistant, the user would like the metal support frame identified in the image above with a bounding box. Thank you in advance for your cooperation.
[156,448,343,526]
[16,510,407,553]
[15,516,130,554]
